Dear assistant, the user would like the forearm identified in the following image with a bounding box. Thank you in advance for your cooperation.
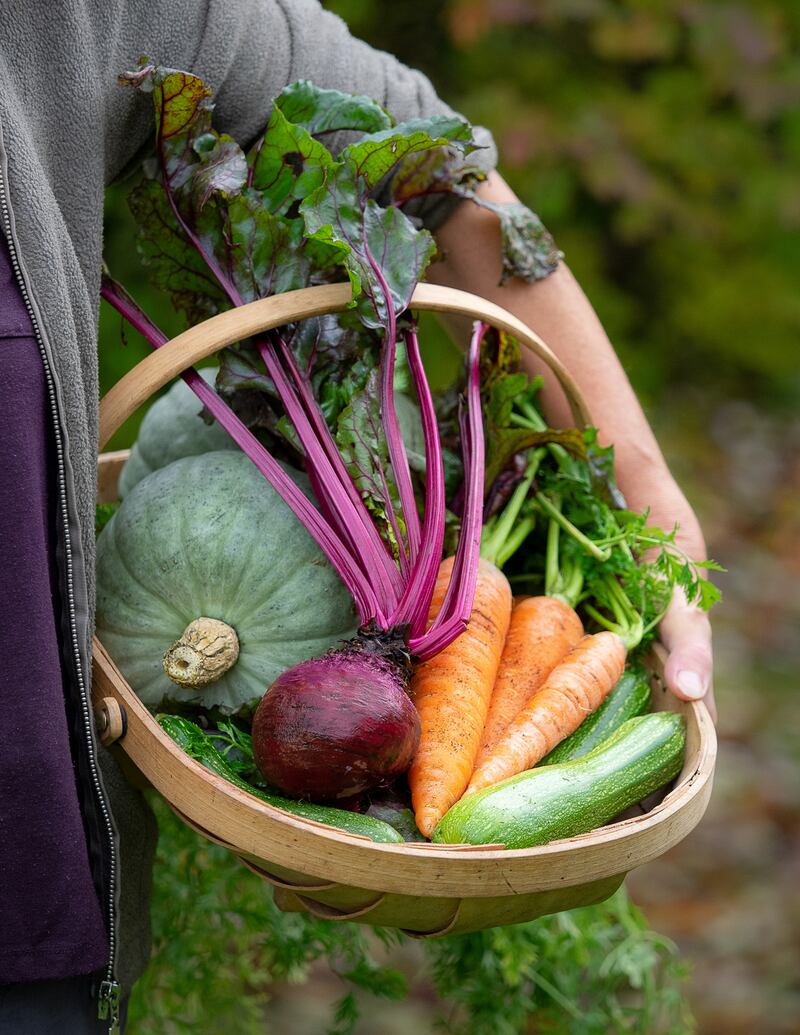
[430,173,705,560]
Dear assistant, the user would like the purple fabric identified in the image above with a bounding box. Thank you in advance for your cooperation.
[0,233,108,983]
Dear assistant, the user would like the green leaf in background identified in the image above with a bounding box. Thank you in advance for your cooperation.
[284,315,380,425]
[121,62,248,320]
[361,201,438,321]
[216,347,276,396]
[227,191,315,300]
[387,145,488,205]
[128,800,693,1035]
[95,502,119,537]
[127,798,409,1035]
[275,79,393,135]
[121,64,247,203]
[121,64,213,167]
[299,115,475,328]
[484,426,585,491]
[426,889,693,1035]
[583,428,627,510]
[301,163,438,327]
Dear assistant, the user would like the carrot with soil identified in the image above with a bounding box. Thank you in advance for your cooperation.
[408,556,512,837]
[473,595,584,769]
[466,630,626,795]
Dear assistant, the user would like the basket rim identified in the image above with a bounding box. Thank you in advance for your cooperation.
[98,282,593,449]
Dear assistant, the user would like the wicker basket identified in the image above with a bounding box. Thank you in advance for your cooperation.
[92,283,716,937]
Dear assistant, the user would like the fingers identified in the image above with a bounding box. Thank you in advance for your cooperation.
[659,588,716,722]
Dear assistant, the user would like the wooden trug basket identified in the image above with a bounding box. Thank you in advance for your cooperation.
[93,283,716,937]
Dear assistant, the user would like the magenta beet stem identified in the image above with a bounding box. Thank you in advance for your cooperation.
[388,326,446,633]
[367,243,422,571]
[409,321,487,659]
[258,338,401,616]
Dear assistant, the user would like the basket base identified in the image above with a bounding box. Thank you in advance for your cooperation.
[170,794,630,936]
[251,855,625,937]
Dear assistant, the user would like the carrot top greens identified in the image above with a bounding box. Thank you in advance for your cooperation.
[459,331,723,656]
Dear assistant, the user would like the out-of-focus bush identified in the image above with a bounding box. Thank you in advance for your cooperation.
[325,0,800,409]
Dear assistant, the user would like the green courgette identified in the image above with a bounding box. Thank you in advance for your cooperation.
[366,801,425,843]
[158,714,404,844]
[433,713,685,849]
[538,668,652,766]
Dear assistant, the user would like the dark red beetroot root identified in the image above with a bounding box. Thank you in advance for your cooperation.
[252,648,420,801]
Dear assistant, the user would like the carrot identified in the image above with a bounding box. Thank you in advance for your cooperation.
[465,631,626,796]
[409,556,512,837]
[473,596,584,771]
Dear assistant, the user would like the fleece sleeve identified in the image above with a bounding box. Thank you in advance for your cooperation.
[108,0,496,221]
[188,0,498,228]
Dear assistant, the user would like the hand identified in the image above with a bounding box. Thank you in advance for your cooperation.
[633,480,716,720]
[659,588,716,722]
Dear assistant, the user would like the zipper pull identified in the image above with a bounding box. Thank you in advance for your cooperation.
[97,979,122,1033]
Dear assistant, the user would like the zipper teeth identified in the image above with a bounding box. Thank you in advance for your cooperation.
[0,176,118,990]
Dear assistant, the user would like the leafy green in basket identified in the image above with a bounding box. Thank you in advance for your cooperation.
[460,336,723,659]
[158,714,403,845]
[94,501,119,536]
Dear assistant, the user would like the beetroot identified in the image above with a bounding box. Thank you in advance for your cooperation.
[252,644,419,801]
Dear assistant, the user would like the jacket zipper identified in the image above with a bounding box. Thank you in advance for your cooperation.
[0,167,121,1031]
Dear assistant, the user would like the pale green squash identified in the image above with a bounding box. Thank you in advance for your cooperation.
[118,369,237,498]
[96,451,358,714]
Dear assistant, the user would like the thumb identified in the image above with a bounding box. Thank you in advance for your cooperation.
[659,588,716,721]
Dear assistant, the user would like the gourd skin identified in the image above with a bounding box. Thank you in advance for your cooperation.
[96,451,357,714]
[118,369,237,498]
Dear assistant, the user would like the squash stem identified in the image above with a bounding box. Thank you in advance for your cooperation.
[163,617,240,688]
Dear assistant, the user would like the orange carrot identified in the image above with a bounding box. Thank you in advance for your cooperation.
[473,596,584,771]
[409,556,512,837]
[465,631,626,796]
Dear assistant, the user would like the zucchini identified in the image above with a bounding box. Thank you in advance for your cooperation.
[538,668,651,766]
[433,713,685,849]
[158,715,404,844]
[366,802,425,843]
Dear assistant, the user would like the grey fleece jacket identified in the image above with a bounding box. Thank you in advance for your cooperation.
[0,0,496,995]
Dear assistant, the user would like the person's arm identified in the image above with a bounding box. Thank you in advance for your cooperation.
[430,172,715,717]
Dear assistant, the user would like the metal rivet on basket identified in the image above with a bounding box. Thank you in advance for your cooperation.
[95,697,127,746]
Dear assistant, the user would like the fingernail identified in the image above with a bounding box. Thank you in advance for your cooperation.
[676,670,706,699]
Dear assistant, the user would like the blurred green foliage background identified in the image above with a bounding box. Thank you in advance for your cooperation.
[102,2,800,1032]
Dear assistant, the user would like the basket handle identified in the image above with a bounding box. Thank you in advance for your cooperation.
[99,283,593,447]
